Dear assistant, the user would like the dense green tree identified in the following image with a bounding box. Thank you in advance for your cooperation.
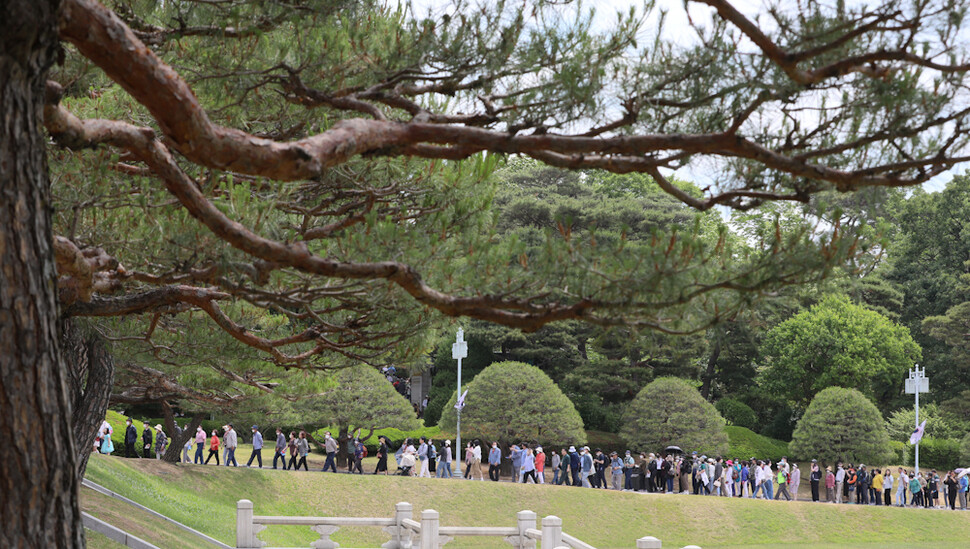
[304,365,420,465]
[620,377,729,455]
[759,295,920,410]
[438,361,586,446]
[887,176,970,399]
[885,404,959,442]
[789,387,893,464]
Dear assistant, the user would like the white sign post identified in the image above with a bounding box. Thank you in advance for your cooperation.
[905,365,929,474]
[452,328,468,477]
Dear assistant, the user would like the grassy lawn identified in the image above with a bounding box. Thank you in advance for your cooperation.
[83,454,970,549]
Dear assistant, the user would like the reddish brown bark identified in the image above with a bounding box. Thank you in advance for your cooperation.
[0,0,84,545]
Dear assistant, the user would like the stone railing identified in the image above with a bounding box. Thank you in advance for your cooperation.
[235,499,700,549]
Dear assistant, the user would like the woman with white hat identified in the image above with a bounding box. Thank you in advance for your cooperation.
[153,425,167,459]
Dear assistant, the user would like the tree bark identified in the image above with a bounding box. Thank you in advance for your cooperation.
[0,0,84,546]
[161,402,204,463]
[63,319,115,479]
[700,334,722,401]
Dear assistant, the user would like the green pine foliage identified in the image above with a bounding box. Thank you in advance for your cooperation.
[789,387,893,465]
[438,361,586,446]
[620,377,729,456]
[724,426,788,462]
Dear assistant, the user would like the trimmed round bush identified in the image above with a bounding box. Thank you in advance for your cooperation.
[620,377,728,455]
[789,387,892,464]
[438,361,586,445]
[715,398,757,431]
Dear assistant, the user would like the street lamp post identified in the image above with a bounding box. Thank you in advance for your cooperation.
[452,327,467,477]
[905,365,929,474]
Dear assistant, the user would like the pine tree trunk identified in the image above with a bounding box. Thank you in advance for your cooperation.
[63,320,115,478]
[0,0,84,546]
[161,402,204,463]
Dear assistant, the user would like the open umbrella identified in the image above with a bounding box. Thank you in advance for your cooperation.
[957,468,970,479]
[664,445,684,454]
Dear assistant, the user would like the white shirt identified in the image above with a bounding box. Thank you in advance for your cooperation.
[473,445,482,460]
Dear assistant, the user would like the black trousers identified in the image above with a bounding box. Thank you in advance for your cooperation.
[884,488,891,506]
[811,480,820,501]
[273,450,286,469]
[205,449,220,465]
[142,444,152,459]
[489,464,501,481]
[247,449,262,467]
[522,470,538,483]
[125,442,137,458]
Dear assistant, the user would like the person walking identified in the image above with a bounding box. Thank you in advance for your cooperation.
[521,447,538,484]
[153,425,167,459]
[552,450,562,485]
[428,439,437,476]
[509,444,523,483]
[488,442,501,481]
[246,425,263,468]
[376,436,390,475]
[141,423,153,459]
[810,461,821,502]
[594,450,607,489]
[286,432,298,470]
[871,469,883,505]
[775,466,792,501]
[761,461,774,500]
[581,447,594,488]
[569,446,582,487]
[825,466,835,502]
[610,452,624,490]
[834,463,845,504]
[959,472,968,510]
[897,468,909,507]
[945,471,959,510]
[351,439,364,474]
[294,431,309,471]
[322,432,339,473]
[436,439,450,478]
[99,425,114,455]
[193,426,205,464]
[623,451,635,490]
[534,446,545,484]
[883,469,894,506]
[472,441,484,480]
[556,448,571,485]
[272,427,287,469]
[417,437,431,478]
[124,418,138,458]
[205,430,220,465]
[224,424,238,467]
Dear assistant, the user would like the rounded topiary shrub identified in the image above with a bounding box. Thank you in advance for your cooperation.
[438,361,586,446]
[715,398,757,431]
[620,377,728,455]
[789,387,892,464]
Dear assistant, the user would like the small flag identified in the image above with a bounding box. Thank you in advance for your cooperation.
[455,390,468,411]
[910,420,927,445]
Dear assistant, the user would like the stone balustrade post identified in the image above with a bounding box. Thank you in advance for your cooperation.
[419,509,439,549]
[516,510,536,549]
[636,536,662,549]
[540,515,562,549]
[236,500,264,549]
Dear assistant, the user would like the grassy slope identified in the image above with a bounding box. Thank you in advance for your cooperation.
[83,454,970,549]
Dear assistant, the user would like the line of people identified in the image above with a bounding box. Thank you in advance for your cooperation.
[102,419,970,510]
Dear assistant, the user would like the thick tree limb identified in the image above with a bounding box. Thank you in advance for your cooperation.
[58,0,958,199]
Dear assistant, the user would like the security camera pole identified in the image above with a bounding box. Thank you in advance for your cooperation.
[452,327,468,477]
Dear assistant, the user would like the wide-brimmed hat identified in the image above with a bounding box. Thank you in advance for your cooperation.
[155,424,163,430]
[569,446,576,452]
